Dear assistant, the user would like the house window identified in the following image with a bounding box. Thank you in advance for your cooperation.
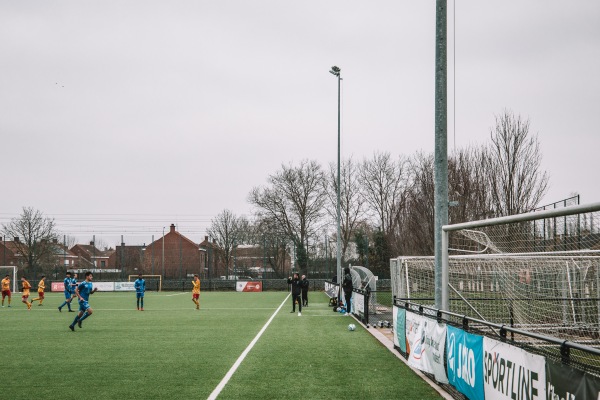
[64,259,69,266]
[101,261,106,268]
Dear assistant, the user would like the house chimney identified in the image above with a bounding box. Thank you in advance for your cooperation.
[205,236,208,242]
[53,238,58,244]
[90,241,94,246]
[14,237,19,243]
[170,224,176,233]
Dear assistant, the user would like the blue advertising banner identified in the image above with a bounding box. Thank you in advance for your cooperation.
[446,326,485,400]
[394,306,406,353]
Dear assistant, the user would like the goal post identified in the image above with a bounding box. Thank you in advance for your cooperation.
[128,275,162,292]
[0,266,18,293]
[393,201,600,342]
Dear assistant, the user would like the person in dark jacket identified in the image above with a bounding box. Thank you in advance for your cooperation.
[287,273,303,316]
[342,267,353,315]
[301,274,309,307]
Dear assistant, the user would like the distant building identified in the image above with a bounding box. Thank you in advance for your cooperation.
[143,224,203,279]
[70,242,110,269]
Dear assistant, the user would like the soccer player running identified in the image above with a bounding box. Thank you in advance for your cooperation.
[21,277,32,310]
[1,274,11,307]
[69,271,97,331]
[134,274,145,311]
[58,272,75,312]
[31,276,46,306]
[192,274,200,310]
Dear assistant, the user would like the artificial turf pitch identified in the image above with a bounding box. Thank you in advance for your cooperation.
[1,291,440,399]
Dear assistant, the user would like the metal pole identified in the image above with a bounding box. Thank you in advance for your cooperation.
[329,65,343,302]
[434,0,448,310]
[162,227,165,279]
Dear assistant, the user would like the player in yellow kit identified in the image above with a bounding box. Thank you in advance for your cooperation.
[1,274,12,307]
[31,276,46,306]
[21,277,32,310]
[192,274,200,310]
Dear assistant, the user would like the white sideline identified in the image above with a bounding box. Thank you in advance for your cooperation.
[207,293,290,400]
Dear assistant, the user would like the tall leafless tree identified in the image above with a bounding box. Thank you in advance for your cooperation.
[248,159,326,272]
[1,207,58,272]
[487,110,549,216]
[324,157,367,263]
[207,209,247,278]
[359,152,408,234]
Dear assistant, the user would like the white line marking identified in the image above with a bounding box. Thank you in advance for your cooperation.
[164,292,188,297]
[207,293,290,400]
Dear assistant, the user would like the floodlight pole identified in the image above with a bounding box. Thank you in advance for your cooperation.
[329,65,342,303]
[162,227,165,280]
[434,0,449,311]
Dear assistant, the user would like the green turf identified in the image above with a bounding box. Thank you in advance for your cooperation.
[1,291,440,399]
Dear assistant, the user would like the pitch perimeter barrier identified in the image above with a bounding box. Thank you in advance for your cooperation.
[393,299,600,400]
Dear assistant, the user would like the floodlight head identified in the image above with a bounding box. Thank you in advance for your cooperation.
[329,65,341,76]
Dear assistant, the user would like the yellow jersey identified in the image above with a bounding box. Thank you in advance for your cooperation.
[1,278,10,291]
[192,279,201,294]
[38,279,45,293]
[22,280,31,296]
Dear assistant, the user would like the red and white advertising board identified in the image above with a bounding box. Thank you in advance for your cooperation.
[236,281,262,292]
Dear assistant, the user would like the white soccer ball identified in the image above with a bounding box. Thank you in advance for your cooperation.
[348,323,356,331]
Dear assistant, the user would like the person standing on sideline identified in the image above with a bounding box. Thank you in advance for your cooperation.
[287,273,302,316]
[31,276,46,306]
[134,274,145,311]
[69,272,97,331]
[191,274,200,310]
[21,277,32,310]
[342,267,353,316]
[301,274,309,307]
[1,274,11,307]
[58,272,74,312]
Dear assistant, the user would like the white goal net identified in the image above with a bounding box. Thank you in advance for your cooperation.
[0,266,18,293]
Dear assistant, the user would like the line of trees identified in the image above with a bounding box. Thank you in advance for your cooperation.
[3,110,549,279]
[208,110,549,278]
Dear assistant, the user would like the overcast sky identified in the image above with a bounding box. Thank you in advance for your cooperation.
[1,1,599,247]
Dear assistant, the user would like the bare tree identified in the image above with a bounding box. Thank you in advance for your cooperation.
[324,157,368,263]
[1,207,58,272]
[359,152,408,235]
[487,110,549,216]
[207,209,247,278]
[248,160,326,273]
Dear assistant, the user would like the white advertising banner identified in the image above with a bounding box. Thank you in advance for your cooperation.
[93,282,115,291]
[406,311,448,383]
[483,337,546,400]
[114,282,136,291]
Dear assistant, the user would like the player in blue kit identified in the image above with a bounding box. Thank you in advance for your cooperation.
[58,271,75,312]
[69,271,97,331]
[134,274,145,311]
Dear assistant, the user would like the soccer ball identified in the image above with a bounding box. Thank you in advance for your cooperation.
[348,323,356,331]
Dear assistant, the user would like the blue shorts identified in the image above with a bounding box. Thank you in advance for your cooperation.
[64,290,72,299]
[78,300,90,312]
[136,292,144,299]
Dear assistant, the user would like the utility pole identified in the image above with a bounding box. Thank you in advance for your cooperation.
[329,65,342,302]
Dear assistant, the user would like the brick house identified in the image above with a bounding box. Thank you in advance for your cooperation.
[232,244,290,278]
[198,235,224,279]
[70,242,110,269]
[143,224,203,279]
[0,237,26,269]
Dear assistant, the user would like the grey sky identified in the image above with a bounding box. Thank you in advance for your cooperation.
[1,1,599,246]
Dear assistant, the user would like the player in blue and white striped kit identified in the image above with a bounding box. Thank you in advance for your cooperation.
[58,272,74,312]
[134,274,145,311]
[69,272,97,331]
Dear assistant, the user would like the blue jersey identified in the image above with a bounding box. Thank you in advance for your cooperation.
[134,279,145,293]
[70,278,78,293]
[77,281,94,302]
[63,277,71,293]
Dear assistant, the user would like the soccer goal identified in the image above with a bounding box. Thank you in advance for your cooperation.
[0,266,18,293]
[391,201,600,342]
[128,275,162,291]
